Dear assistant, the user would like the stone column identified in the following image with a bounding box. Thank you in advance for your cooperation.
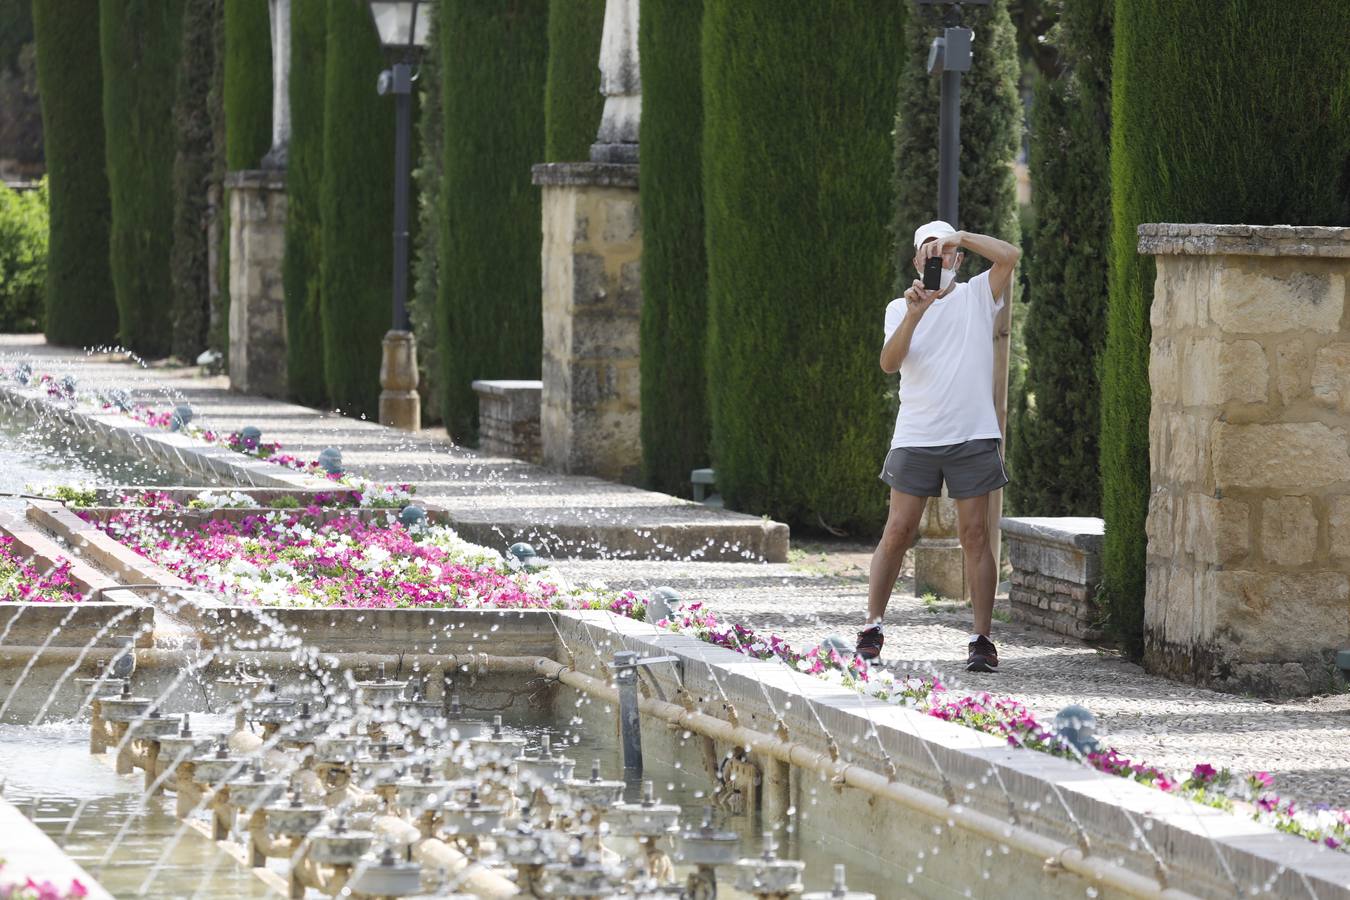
[226,170,288,398]
[1140,223,1350,696]
[913,492,965,600]
[590,0,639,164]
[260,0,292,169]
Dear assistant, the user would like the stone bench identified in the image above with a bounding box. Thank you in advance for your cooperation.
[1000,517,1104,640]
[472,380,542,463]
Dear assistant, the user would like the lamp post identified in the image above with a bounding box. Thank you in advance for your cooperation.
[918,0,989,225]
[368,0,434,431]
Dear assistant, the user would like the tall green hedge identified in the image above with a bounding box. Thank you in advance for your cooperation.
[33,0,116,347]
[543,0,604,162]
[1007,0,1112,517]
[282,0,327,406]
[100,0,185,357]
[223,0,272,170]
[438,0,548,441]
[0,179,47,332]
[319,0,393,417]
[169,0,221,361]
[0,0,42,168]
[703,0,903,532]
[638,0,706,496]
[410,4,443,424]
[1104,0,1350,654]
[893,0,1020,285]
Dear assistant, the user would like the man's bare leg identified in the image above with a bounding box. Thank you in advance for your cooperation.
[955,494,996,636]
[866,490,928,624]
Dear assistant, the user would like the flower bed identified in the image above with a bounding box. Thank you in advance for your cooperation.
[0,860,87,900]
[0,536,82,603]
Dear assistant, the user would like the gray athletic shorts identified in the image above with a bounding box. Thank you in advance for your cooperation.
[879,438,1009,499]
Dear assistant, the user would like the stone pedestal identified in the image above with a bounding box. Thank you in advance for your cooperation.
[226,170,287,398]
[1002,517,1103,639]
[1140,223,1350,696]
[913,492,965,600]
[379,330,420,431]
[531,162,642,484]
[472,379,542,462]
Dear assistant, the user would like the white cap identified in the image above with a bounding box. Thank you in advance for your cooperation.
[913,220,956,251]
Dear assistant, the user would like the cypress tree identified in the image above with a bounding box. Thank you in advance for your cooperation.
[703,0,904,531]
[319,0,393,417]
[282,0,327,406]
[223,0,272,170]
[410,4,443,423]
[1104,0,1350,653]
[1007,0,1112,517]
[638,0,707,496]
[100,0,185,357]
[543,0,604,162]
[170,0,222,361]
[32,0,116,347]
[438,0,548,441]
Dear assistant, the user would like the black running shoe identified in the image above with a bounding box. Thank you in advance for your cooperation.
[967,635,999,672]
[855,626,884,661]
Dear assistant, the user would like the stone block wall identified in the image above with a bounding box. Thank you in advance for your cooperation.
[472,379,542,463]
[226,170,288,398]
[1140,223,1350,695]
[532,162,643,484]
[1002,517,1104,640]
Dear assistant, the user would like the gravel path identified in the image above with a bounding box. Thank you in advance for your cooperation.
[5,335,1349,810]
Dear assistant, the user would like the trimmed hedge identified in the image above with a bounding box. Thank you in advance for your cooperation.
[223,0,272,170]
[1007,0,1112,518]
[410,4,443,424]
[100,0,185,357]
[32,0,116,347]
[543,0,604,162]
[319,0,393,417]
[282,0,328,406]
[1104,0,1350,654]
[438,0,548,442]
[638,0,707,496]
[169,0,221,361]
[703,0,904,532]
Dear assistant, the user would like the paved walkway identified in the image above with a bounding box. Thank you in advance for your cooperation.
[5,335,1349,810]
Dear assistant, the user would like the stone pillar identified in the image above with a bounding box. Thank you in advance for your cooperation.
[913,492,965,601]
[530,163,642,483]
[1140,223,1350,696]
[590,0,639,164]
[226,170,288,398]
[260,0,292,169]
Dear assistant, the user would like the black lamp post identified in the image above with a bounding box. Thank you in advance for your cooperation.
[368,0,434,431]
[917,0,990,226]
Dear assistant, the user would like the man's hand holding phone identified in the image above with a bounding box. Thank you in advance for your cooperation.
[904,278,938,318]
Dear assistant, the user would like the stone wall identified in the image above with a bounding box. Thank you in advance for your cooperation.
[1002,517,1103,640]
[226,170,288,398]
[472,379,542,463]
[1141,223,1350,695]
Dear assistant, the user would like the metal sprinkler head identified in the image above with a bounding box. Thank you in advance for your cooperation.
[1053,703,1100,755]
[398,504,426,527]
[237,425,262,449]
[170,404,193,431]
[649,586,682,621]
[507,542,537,567]
[317,447,343,475]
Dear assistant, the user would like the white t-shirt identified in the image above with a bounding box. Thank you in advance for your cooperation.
[884,269,1005,448]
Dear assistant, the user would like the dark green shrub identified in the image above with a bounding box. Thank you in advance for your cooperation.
[638,0,707,496]
[170,0,221,361]
[223,0,272,170]
[1007,0,1112,518]
[703,0,904,532]
[543,0,604,162]
[0,179,47,331]
[32,0,115,346]
[438,0,548,441]
[0,0,42,168]
[282,0,328,406]
[100,0,186,357]
[1103,0,1350,654]
[319,0,393,417]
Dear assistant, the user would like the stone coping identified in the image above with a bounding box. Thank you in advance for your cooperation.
[471,379,543,395]
[0,797,111,899]
[224,167,287,190]
[1000,515,1104,551]
[531,161,639,189]
[555,609,1350,899]
[1138,222,1350,257]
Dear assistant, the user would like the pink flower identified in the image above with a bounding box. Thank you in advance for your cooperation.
[1191,763,1218,784]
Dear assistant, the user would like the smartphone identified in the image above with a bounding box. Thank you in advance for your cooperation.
[922,256,942,291]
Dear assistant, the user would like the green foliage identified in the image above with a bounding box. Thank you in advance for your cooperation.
[282,0,328,406]
[1007,0,1112,518]
[33,0,116,347]
[100,0,186,358]
[893,0,1021,285]
[0,0,41,167]
[703,0,904,532]
[170,0,221,361]
[1104,0,1350,654]
[543,0,604,162]
[49,484,98,507]
[638,0,707,496]
[319,0,393,417]
[223,0,272,170]
[267,494,302,509]
[0,179,47,331]
[410,4,443,424]
[438,0,548,441]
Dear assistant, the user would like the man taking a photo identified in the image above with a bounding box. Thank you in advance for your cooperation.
[855,221,1020,672]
